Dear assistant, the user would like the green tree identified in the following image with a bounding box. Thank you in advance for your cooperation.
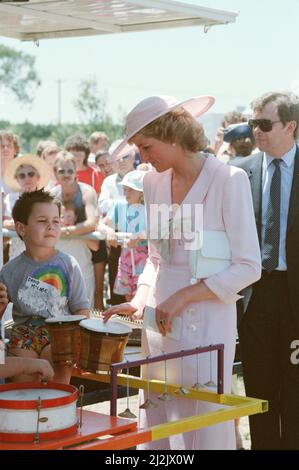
[0,44,40,104]
[74,77,107,124]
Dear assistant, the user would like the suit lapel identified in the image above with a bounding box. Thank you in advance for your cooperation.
[246,153,263,239]
[287,147,299,234]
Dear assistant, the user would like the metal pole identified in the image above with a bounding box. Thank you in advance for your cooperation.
[217,344,224,394]
[110,365,118,416]
[57,79,62,124]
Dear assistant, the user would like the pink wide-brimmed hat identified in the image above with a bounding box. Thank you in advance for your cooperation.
[111,94,215,160]
[108,139,136,163]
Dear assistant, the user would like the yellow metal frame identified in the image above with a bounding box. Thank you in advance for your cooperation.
[72,368,268,441]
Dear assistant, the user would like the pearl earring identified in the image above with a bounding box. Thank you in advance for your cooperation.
[171,143,176,148]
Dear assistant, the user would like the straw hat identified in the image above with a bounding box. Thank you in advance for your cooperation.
[4,154,51,192]
[120,170,146,192]
[111,94,215,160]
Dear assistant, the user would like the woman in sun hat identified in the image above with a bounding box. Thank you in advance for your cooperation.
[103,95,261,450]
[104,169,148,302]
[3,154,51,260]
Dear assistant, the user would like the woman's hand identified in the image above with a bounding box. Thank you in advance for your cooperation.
[102,301,144,323]
[155,290,187,336]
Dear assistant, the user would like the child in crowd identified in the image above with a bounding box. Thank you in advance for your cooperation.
[57,201,98,308]
[104,170,148,302]
[0,190,89,384]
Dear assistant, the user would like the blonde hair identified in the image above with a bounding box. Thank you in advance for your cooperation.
[0,130,20,154]
[41,143,60,160]
[130,108,208,153]
[54,150,76,172]
[89,131,109,146]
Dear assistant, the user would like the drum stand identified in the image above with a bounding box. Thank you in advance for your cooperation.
[72,344,267,450]
[0,344,268,450]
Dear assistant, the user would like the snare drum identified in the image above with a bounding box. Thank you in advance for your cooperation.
[79,318,132,372]
[0,381,78,443]
[46,315,86,365]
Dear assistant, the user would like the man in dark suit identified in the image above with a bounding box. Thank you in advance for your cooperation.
[233,92,299,449]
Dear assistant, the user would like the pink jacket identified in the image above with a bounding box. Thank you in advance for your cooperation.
[138,154,261,304]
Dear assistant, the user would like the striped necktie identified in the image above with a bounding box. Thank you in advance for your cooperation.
[262,159,281,272]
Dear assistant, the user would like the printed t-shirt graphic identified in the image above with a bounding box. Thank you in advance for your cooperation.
[18,263,71,318]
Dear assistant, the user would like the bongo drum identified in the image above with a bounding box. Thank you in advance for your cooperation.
[79,318,132,372]
[46,315,86,365]
[0,381,78,442]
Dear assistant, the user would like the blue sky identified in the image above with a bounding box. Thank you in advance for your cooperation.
[0,0,298,124]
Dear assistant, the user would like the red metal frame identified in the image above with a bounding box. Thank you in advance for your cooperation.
[109,344,224,416]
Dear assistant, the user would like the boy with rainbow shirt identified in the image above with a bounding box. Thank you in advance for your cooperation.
[0,190,89,384]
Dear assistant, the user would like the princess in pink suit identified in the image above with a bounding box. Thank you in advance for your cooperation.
[103,95,261,450]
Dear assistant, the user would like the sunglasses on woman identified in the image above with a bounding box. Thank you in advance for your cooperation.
[16,171,38,179]
[57,168,75,175]
[248,119,281,132]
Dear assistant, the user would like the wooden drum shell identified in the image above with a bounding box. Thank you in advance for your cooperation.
[79,319,132,372]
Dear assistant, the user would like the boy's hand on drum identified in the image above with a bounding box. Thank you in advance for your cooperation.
[102,302,139,323]
[24,358,55,381]
[0,283,9,317]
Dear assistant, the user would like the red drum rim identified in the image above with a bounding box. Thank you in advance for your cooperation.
[0,423,78,443]
[0,381,78,410]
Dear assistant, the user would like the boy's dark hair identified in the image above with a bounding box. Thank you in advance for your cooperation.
[64,133,90,165]
[12,189,61,226]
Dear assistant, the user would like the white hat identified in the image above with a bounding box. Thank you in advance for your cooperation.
[120,170,145,192]
[4,154,51,192]
[111,94,215,160]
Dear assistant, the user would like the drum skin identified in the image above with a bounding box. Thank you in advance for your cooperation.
[0,382,78,442]
[79,319,131,372]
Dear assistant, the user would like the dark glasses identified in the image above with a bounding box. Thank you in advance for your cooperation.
[57,168,75,175]
[248,119,281,132]
[16,171,38,179]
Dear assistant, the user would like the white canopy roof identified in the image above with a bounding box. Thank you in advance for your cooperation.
[0,0,238,41]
